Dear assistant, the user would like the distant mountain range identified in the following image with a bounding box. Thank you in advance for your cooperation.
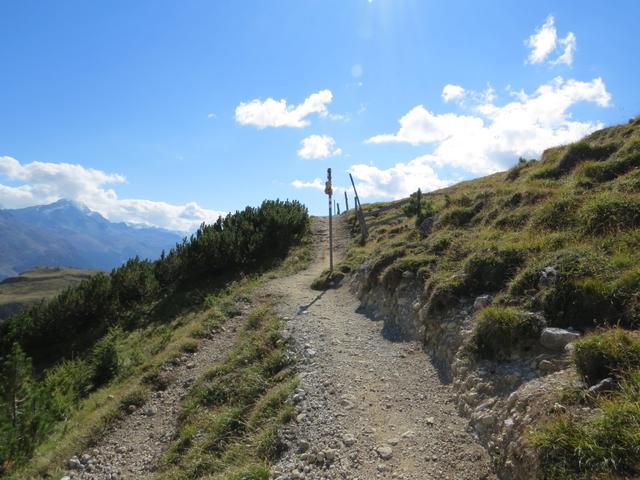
[0,199,183,279]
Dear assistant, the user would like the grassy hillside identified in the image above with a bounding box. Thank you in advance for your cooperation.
[0,267,99,319]
[0,199,309,477]
[340,116,640,479]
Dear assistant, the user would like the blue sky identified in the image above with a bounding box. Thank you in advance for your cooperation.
[1,0,639,230]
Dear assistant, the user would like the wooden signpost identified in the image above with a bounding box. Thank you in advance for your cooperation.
[325,168,334,272]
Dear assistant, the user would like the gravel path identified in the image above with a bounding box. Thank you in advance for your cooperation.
[63,315,245,480]
[63,215,495,480]
[268,216,495,480]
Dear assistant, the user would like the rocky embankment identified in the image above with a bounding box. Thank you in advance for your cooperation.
[351,263,586,479]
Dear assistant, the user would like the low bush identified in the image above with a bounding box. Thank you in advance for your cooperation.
[43,359,93,420]
[473,307,545,360]
[90,329,121,387]
[574,329,640,384]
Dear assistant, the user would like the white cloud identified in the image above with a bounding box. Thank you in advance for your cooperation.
[553,32,577,66]
[526,15,558,64]
[366,77,611,175]
[367,106,484,146]
[0,157,225,232]
[441,84,466,103]
[291,178,324,190]
[526,16,576,66]
[235,89,333,128]
[207,112,217,119]
[297,135,343,159]
[349,157,451,199]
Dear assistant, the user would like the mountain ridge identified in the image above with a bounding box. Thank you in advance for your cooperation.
[0,199,183,279]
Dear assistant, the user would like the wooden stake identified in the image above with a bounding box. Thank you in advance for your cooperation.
[349,173,368,242]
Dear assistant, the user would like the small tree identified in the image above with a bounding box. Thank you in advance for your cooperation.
[1,344,34,429]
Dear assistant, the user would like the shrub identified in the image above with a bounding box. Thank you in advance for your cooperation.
[111,257,159,310]
[574,329,640,384]
[581,193,640,235]
[403,189,435,227]
[43,359,93,419]
[473,307,545,360]
[90,329,121,387]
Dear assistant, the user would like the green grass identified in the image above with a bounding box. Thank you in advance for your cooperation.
[574,329,640,385]
[532,371,640,479]
[473,307,544,361]
[152,304,297,479]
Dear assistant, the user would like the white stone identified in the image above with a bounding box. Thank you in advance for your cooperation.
[540,328,580,350]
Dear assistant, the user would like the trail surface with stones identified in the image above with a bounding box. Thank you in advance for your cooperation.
[268,216,495,480]
[63,215,494,480]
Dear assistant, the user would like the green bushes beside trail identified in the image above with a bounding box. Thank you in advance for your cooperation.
[0,199,308,475]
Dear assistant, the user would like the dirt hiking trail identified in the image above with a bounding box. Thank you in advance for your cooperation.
[267,216,495,480]
[64,215,494,480]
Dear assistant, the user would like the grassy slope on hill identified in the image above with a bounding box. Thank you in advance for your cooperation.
[0,267,99,319]
[0,200,310,477]
[339,117,640,479]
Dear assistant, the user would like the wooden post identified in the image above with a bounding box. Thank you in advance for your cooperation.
[325,168,334,272]
[344,191,349,212]
[349,173,368,242]
[337,203,341,215]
